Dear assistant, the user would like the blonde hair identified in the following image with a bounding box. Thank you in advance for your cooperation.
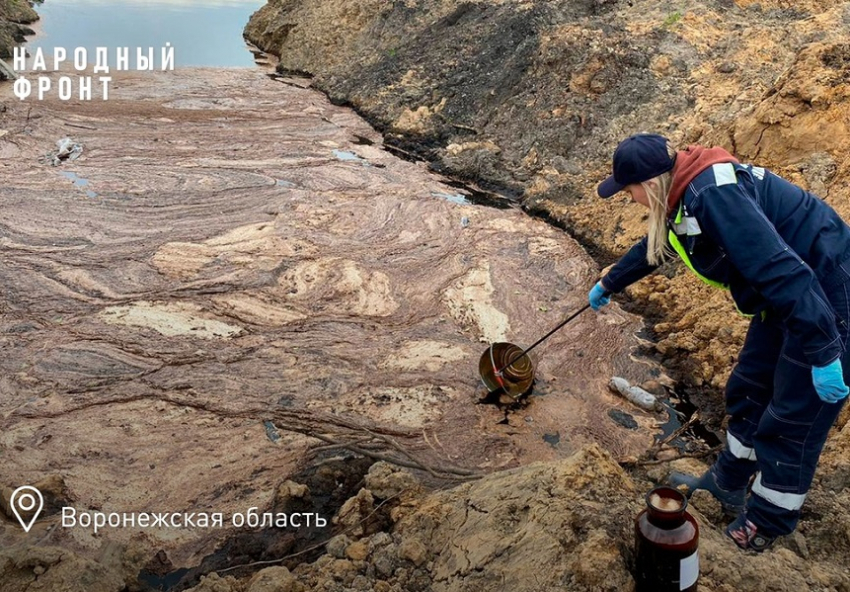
[643,143,677,266]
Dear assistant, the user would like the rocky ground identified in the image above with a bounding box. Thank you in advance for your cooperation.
[161,446,850,592]
[0,0,849,590]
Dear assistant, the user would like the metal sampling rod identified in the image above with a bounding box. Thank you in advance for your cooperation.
[495,303,592,376]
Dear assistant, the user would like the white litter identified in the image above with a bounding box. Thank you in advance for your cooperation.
[44,137,84,166]
[609,376,658,411]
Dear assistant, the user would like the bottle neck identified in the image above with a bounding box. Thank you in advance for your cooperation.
[643,486,689,528]
[646,507,686,528]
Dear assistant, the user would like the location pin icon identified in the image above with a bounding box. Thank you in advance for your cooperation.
[10,486,44,533]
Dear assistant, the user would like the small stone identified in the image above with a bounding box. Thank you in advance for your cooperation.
[247,566,300,592]
[33,565,46,576]
[325,534,351,559]
[191,573,241,592]
[364,462,421,500]
[398,538,429,567]
[333,489,375,537]
[368,532,393,552]
[275,480,310,504]
[651,55,673,75]
[330,559,357,582]
[373,546,398,578]
[788,531,809,559]
[346,540,369,561]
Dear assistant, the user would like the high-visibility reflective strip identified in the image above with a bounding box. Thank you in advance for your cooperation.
[712,163,737,186]
[685,216,701,236]
[727,432,757,461]
[668,203,757,317]
[751,473,807,511]
[668,230,728,290]
[671,203,688,234]
[669,208,702,237]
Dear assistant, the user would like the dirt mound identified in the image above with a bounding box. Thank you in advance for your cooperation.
[5,446,848,590]
[176,448,850,592]
[245,0,682,192]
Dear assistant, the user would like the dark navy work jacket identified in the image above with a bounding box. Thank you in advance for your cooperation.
[601,162,850,367]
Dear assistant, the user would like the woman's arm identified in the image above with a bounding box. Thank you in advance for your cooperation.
[600,236,660,293]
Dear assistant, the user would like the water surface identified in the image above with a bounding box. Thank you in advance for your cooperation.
[25,0,266,68]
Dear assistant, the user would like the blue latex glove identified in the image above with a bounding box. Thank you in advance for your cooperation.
[588,282,612,311]
[812,359,849,404]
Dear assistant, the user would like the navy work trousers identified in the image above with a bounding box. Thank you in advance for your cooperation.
[714,279,850,536]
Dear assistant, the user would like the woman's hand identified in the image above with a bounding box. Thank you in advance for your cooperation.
[812,359,849,403]
[588,282,612,311]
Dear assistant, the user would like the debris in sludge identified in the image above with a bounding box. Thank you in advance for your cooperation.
[609,376,660,411]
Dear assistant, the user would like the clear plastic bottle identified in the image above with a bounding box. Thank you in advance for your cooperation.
[635,485,699,592]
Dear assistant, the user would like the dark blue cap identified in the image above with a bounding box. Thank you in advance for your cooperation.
[597,134,675,198]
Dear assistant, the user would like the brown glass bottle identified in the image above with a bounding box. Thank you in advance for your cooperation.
[635,485,699,592]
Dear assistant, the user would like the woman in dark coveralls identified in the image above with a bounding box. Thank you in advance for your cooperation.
[589,133,850,552]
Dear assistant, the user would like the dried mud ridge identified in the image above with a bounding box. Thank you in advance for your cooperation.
[0,66,679,591]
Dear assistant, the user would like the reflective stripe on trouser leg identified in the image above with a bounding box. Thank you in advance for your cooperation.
[726,432,757,461]
[717,315,780,490]
[748,361,848,536]
[751,473,806,511]
[748,280,850,536]
[749,398,846,536]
